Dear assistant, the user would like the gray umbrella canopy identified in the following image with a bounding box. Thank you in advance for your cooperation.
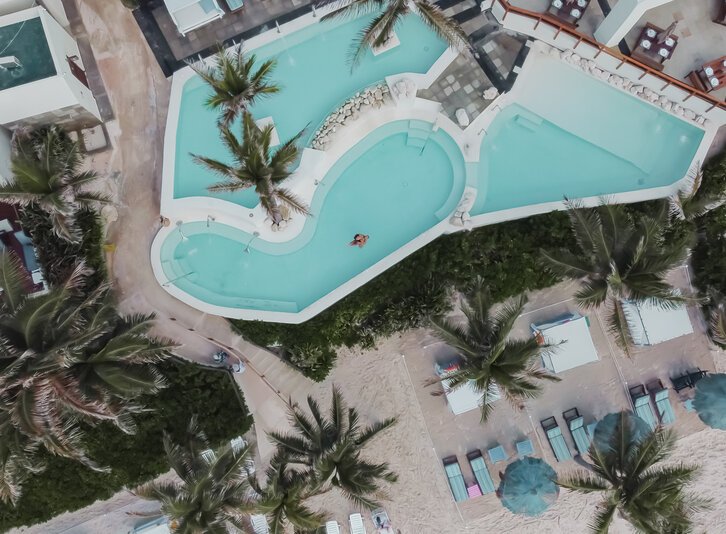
[592,412,650,454]
[497,457,559,516]
[693,373,726,430]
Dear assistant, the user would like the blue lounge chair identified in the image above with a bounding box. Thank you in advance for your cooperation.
[466,451,495,494]
[630,385,658,430]
[487,444,508,464]
[516,438,534,457]
[541,417,572,462]
[587,421,598,438]
[224,0,244,10]
[563,408,591,455]
[653,388,676,424]
[442,456,468,502]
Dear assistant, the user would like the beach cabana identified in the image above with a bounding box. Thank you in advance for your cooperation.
[435,362,500,415]
[467,451,496,494]
[497,457,559,516]
[164,0,224,36]
[442,456,469,502]
[541,417,572,462]
[622,300,693,346]
[532,314,599,373]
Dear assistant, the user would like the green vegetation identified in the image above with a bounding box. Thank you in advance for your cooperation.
[558,411,707,533]
[428,278,559,421]
[232,212,573,380]
[0,360,252,531]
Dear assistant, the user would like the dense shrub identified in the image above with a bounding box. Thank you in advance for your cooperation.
[19,205,106,288]
[232,211,573,379]
[0,360,252,531]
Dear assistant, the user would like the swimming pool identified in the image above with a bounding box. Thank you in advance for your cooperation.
[160,121,466,312]
[173,14,449,209]
[472,57,704,215]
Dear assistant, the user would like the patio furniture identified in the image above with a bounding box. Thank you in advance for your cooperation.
[488,444,508,463]
[14,230,39,272]
[630,384,658,430]
[224,0,244,11]
[716,0,726,26]
[164,0,225,36]
[325,521,341,534]
[250,514,269,534]
[442,456,469,502]
[547,0,591,27]
[541,417,572,462]
[516,438,534,457]
[647,379,675,425]
[630,23,678,72]
[671,369,709,392]
[563,408,591,455]
[688,55,726,93]
[371,509,393,532]
[498,457,560,516]
[532,314,599,373]
[467,450,496,494]
[349,513,367,534]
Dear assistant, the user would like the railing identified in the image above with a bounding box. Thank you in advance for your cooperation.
[487,0,725,112]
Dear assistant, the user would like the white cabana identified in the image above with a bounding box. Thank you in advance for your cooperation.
[622,300,693,346]
[533,314,599,373]
[164,0,224,36]
[435,362,500,415]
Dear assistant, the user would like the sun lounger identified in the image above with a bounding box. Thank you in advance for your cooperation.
[541,417,572,462]
[224,0,244,10]
[587,421,597,438]
[652,387,676,425]
[442,456,469,502]
[563,408,591,455]
[487,444,508,463]
[349,513,367,534]
[630,385,658,430]
[250,514,269,534]
[516,438,534,457]
[325,521,341,534]
[671,369,708,392]
[466,451,495,494]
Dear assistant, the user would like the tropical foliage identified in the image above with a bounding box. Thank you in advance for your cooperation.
[668,166,726,222]
[541,200,694,352]
[135,417,255,533]
[191,45,279,126]
[0,252,173,502]
[429,278,559,420]
[268,386,397,509]
[4,126,108,243]
[193,112,308,223]
[558,412,707,533]
[321,0,468,67]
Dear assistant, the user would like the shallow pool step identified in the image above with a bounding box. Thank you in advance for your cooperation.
[406,136,427,148]
[514,112,542,132]
[408,119,434,133]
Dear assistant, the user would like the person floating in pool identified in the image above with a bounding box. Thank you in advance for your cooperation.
[349,233,369,248]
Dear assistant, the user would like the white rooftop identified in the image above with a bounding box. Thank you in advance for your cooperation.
[623,300,693,346]
[535,315,599,373]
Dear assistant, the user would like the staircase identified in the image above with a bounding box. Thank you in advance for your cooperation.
[406,119,434,149]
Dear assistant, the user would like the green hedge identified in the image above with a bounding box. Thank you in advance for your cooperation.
[232,211,573,380]
[0,360,253,531]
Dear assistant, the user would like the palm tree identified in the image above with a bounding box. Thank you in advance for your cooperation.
[190,44,279,126]
[268,386,397,509]
[428,278,559,421]
[193,112,309,224]
[558,412,708,533]
[668,166,725,222]
[707,289,726,347]
[541,200,695,352]
[0,414,43,505]
[135,417,256,533]
[320,0,468,67]
[4,126,109,243]
[250,452,327,533]
[0,252,173,468]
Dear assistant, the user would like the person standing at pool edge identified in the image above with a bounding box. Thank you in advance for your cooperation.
[349,234,369,248]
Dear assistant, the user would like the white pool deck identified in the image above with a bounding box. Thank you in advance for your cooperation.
[151,6,724,323]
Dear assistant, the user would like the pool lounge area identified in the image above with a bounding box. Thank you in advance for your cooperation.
[152,8,719,323]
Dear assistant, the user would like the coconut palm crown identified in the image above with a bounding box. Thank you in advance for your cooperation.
[320,0,468,67]
[268,386,397,509]
[135,417,256,533]
[3,126,109,243]
[429,278,559,421]
[558,412,708,533]
[541,200,695,352]
[190,44,280,126]
[192,111,308,224]
[0,252,173,474]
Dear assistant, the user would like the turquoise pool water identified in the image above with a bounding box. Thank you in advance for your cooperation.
[173,14,448,208]
[162,121,466,311]
[472,58,704,215]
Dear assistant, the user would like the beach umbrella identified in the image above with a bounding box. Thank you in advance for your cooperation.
[592,412,650,454]
[497,457,559,516]
[693,373,726,430]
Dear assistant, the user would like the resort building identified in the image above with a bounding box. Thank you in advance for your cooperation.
[0,5,101,130]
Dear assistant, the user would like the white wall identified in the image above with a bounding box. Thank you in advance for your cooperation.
[0,0,35,17]
[0,126,11,184]
[594,0,675,46]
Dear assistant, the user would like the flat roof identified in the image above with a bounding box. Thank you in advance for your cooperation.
[0,16,56,91]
